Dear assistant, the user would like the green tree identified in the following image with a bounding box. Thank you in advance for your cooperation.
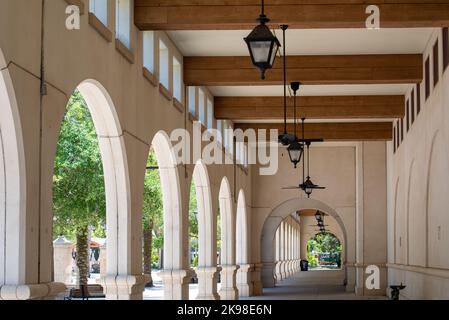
[142,150,163,286]
[189,182,199,267]
[53,90,106,286]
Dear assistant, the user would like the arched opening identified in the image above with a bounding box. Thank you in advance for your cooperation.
[260,198,348,291]
[52,80,131,299]
[191,161,219,300]
[218,177,237,299]
[141,148,164,299]
[0,48,26,287]
[149,131,183,300]
[306,232,342,270]
[52,90,107,289]
[236,190,252,297]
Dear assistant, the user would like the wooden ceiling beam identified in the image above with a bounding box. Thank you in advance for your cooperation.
[215,95,405,120]
[184,55,422,86]
[234,122,393,141]
[135,1,449,30]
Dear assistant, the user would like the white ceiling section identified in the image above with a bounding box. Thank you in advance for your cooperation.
[208,84,411,97]
[168,28,435,57]
[169,27,434,123]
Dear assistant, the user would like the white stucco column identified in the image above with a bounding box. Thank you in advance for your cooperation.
[280,221,287,279]
[274,227,282,281]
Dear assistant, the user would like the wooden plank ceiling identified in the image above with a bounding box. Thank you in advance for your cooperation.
[135,0,449,30]
[133,1,442,141]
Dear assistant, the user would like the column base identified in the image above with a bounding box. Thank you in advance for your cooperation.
[0,282,66,300]
[98,274,149,300]
[252,263,264,296]
[237,264,254,297]
[219,265,239,300]
[196,266,221,300]
[261,262,276,288]
[159,269,191,300]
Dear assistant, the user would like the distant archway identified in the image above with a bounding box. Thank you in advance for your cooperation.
[260,198,348,288]
[0,48,26,286]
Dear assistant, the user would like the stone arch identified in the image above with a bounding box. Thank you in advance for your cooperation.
[0,48,26,286]
[192,161,214,267]
[425,131,449,268]
[218,177,238,300]
[260,198,348,287]
[236,190,249,265]
[151,131,183,271]
[219,177,235,266]
[74,80,131,277]
[236,189,252,297]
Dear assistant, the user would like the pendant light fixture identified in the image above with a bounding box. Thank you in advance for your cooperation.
[300,139,326,198]
[287,82,304,168]
[278,25,296,146]
[244,0,281,80]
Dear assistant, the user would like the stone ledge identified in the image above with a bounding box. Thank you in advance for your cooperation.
[143,67,158,87]
[115,39,135,64]
[89,13,112,43]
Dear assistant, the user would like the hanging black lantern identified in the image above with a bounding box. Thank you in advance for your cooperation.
[244,0,281,80]
[286,81,303,168]
[287,140,303,169]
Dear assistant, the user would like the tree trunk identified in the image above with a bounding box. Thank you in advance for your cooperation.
[76,225,90,286]
[143,219,154,287]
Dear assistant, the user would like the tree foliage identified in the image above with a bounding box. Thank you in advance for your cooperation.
[53,90,106,240]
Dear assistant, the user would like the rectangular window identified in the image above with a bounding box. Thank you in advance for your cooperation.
[198,89,205,125]
[433,40,439,87]
[90,0,108,26]
[143,31,154,73]
[411,90,415,124]
[395,121,399,149]
[425,57,430,100]
[406,99,410,132]
[217,120,223,145]
[444,27,449,71]
[236,143,241,165]
[207,99,214,129]
[400,118,404,142]
[223,120,229,150]
[159,40,169,89]
[393,124,396,154]
[188,87,196,116]
[116,0,131,48]
[416,83,421,114]
[243,144,248,168]
[173,57,182,102]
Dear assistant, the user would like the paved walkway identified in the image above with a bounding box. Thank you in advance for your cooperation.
[143,270,387,300]
[243,272,387,300]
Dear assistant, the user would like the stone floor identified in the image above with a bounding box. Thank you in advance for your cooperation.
[142,270,387,300]
[243,272,387,300]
